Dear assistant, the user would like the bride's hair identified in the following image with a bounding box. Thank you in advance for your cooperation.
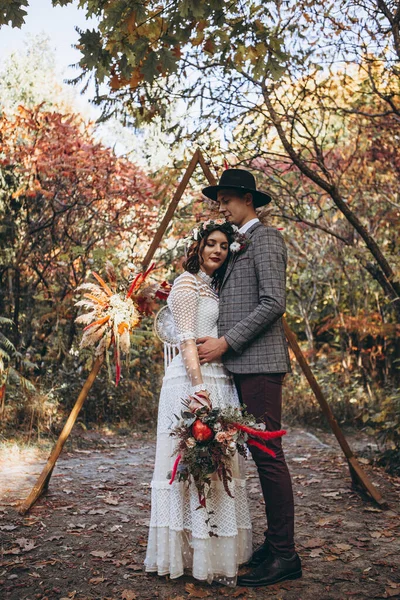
[183,223,234,290]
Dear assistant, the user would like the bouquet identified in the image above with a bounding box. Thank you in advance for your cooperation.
[168,396,286,514]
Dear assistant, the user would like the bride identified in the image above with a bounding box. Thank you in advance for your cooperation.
[144,220,252,586]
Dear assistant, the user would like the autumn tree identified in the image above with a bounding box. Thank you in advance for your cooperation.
[0,105,160,360]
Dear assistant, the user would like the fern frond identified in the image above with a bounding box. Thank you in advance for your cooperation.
[0,332,16,354]
[0,317,14,326]
[0,347,11,361]
[8,368,36,392]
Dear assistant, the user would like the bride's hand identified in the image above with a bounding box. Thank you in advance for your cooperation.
[188,390,212,412]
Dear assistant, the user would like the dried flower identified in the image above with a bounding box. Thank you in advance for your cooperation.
[75,263,168,385]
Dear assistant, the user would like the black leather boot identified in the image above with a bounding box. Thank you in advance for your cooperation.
[238,552,302,587]
[245,541,272,568]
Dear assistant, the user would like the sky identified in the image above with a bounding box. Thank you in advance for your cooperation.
[0,0,99,116]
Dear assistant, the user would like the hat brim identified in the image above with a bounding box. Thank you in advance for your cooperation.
[202,184,272,208]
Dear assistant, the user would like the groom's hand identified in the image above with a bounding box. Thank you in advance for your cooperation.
[197,336,229,364]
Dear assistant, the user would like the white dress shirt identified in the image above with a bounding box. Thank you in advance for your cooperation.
[238,217,260,234]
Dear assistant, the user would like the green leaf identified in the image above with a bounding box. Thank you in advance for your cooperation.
[141,50,159,83]
[158,47,178,74]
[0,0,28,28]
[77,28,111,77]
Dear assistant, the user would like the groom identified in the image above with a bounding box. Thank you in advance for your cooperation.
[197,169,301,587]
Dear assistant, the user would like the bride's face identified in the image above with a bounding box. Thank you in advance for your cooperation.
[200,230,229,275]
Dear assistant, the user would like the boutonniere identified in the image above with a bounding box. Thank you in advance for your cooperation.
[230,232,251,255]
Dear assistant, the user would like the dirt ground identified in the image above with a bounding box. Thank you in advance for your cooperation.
[0,426,399,600]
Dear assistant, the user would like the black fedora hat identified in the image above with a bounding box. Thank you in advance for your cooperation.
[202,168,272,208]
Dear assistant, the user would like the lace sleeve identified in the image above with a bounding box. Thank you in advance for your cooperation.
[168,273,206,394]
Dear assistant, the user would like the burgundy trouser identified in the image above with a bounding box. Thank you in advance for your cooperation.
[233,373,295,556]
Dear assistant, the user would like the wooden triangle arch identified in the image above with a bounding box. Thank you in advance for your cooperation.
[19,148,387,515]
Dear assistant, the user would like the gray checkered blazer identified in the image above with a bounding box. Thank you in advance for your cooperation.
[218,222,291,374]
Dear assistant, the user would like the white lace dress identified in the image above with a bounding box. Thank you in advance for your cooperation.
[144,271,252,586]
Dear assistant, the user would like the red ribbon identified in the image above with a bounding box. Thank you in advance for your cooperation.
[247,438,277,457]
[232,423,286,457]
[169,454,181,485]
[232,423,286,440]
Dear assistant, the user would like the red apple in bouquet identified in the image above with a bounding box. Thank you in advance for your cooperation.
[192,419,214,442]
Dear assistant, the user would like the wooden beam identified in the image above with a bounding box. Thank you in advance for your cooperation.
[142,149,201,270]
[19,356,103,515]
[282,320,387,507]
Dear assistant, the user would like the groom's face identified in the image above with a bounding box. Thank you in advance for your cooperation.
[217,189,254,228]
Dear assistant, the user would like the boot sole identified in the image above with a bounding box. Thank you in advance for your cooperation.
[238,569,302,588]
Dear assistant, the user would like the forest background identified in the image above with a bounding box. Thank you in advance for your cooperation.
[0,0,399,474]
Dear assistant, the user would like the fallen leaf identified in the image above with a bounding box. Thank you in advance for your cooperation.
[334,543,352,552]
[0,525,17,531]
[127,564,143,571]
[90,550,113,558]
[301,537,325,549]
[15,538,36,552]
[387,582,400,590]
[4,547,20,555]
[104,496,119,505]
[346,551,361,562]
[89,576,106,584]
[121,590,137,600]
[310,548,324,558]
[184,582,211,598]
[385,588,400,598]
[370,531,382,539]
[88,509,109,515]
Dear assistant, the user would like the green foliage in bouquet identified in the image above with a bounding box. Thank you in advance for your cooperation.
[170,405,254,502]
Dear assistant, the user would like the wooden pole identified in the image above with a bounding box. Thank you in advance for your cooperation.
[282,320,387,507]
[142,149,201,270]
[19,356,103,514]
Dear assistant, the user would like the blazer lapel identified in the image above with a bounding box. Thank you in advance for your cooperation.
[221,222,263,290]
[221,254,238,289]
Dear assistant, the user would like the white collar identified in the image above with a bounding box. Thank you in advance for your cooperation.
[238,218,260,234]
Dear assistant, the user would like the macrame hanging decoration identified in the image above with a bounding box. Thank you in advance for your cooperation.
[154,305,179,371]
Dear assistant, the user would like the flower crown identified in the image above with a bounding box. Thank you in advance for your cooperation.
[190,219,238,242]
[188,219,249,255]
